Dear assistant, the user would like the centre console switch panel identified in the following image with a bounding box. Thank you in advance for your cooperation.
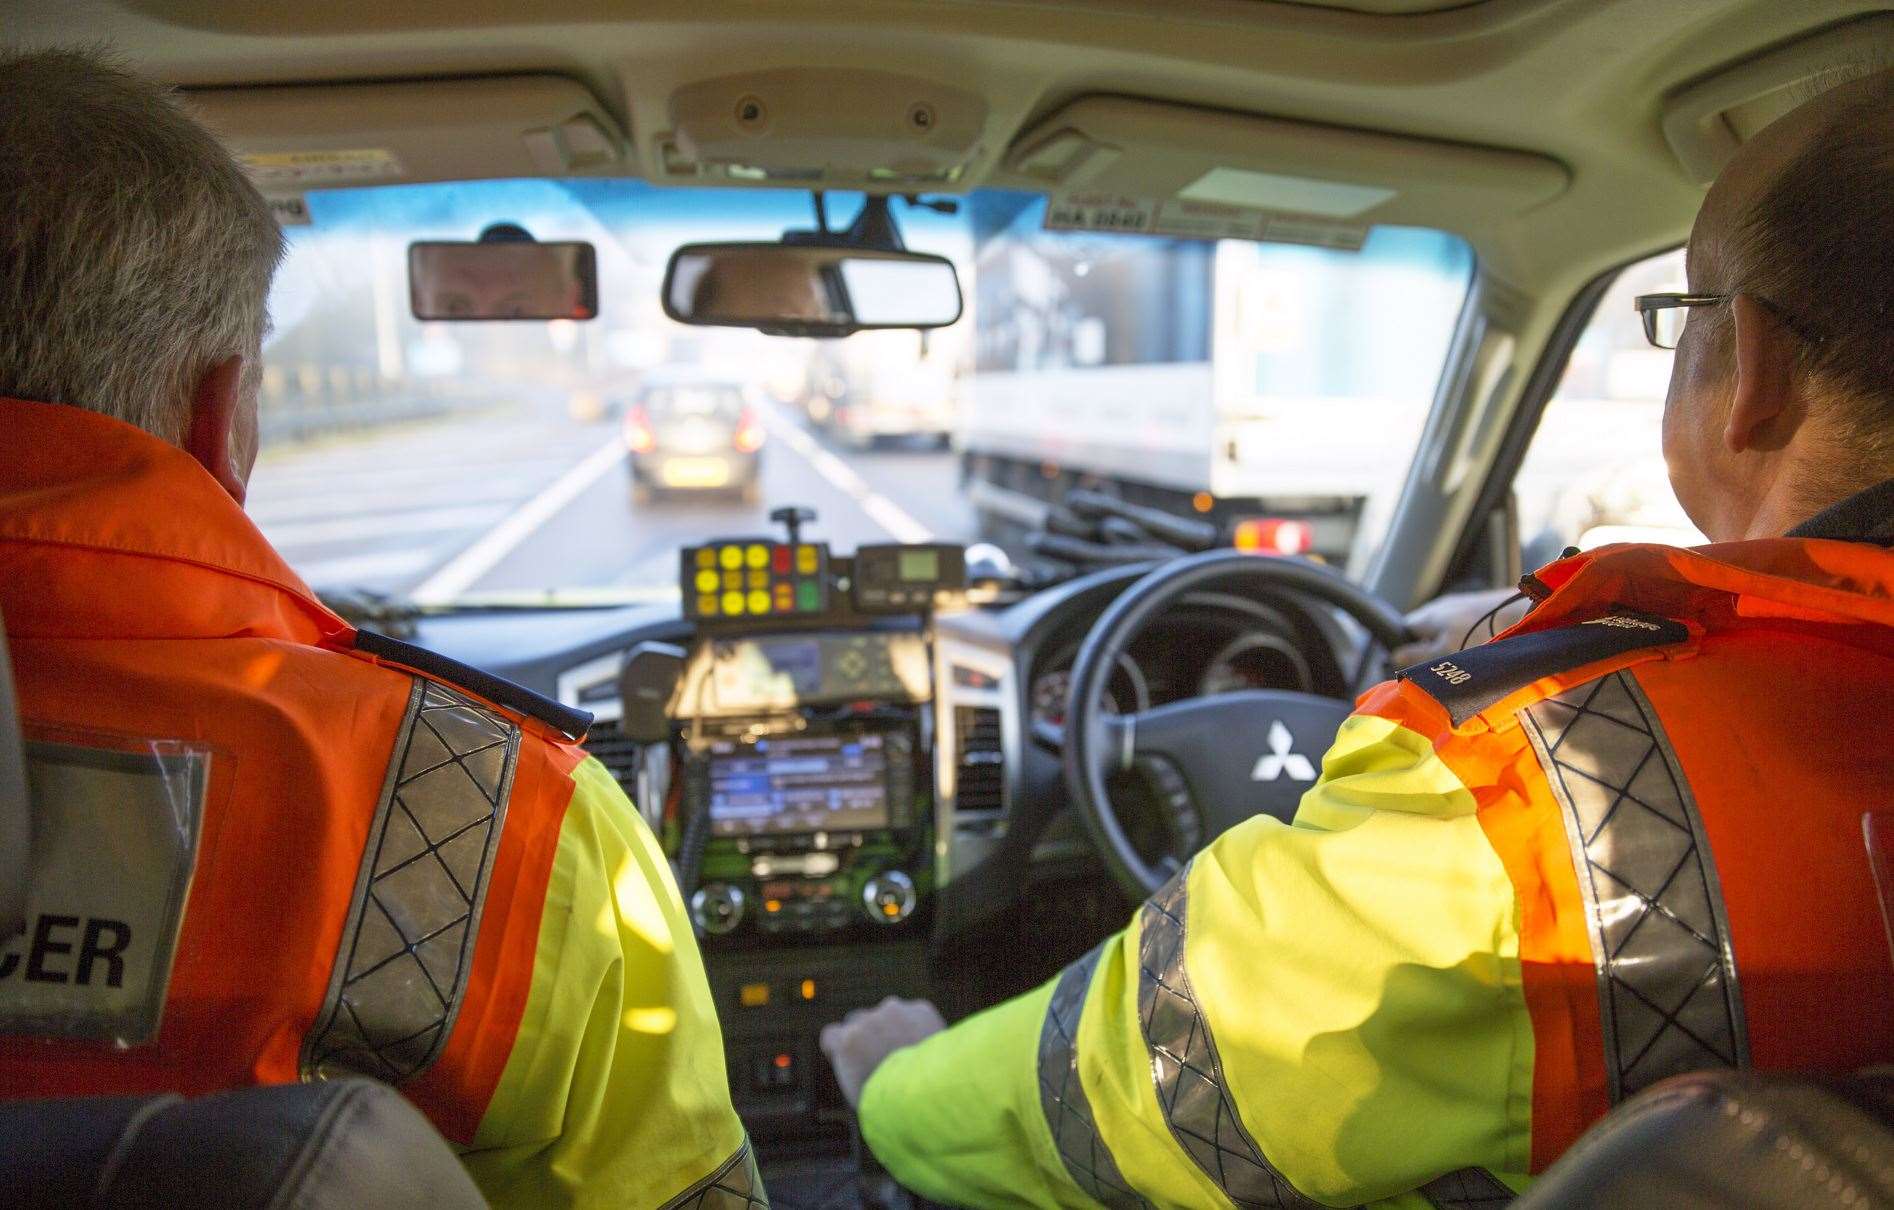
[683,541,830,620]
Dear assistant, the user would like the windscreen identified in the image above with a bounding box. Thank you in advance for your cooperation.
[251,180,1473,604]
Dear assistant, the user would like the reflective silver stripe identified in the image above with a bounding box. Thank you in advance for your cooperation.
[659,1136,769,1209]
[302,678,521,1083]
[1036,945,1150,1210]
[1521,671,1747,1103]
[1420,1167,1514,1207]
[1138,867,1322,1209]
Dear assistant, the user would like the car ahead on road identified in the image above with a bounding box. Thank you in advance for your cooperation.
[623,375,765,505]
[8,4,1891,1209]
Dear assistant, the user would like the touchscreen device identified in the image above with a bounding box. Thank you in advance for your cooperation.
[706,732,891,836]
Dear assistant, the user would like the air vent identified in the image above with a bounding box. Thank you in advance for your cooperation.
[583,719,641,796]
[953,706,1005,819]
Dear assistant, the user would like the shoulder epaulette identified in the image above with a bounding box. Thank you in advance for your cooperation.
[1399,611,1688,726]
[354,629,594,740]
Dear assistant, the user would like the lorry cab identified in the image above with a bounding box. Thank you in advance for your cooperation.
[3,1,1892,1205]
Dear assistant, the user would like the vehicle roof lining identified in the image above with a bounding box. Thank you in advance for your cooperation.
[21,0,1887,291]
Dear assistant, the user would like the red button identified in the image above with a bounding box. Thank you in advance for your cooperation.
[771,545,791,574]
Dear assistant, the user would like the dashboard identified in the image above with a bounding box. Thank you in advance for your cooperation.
[399,543,1358,1145]
[1025,598,1330,734]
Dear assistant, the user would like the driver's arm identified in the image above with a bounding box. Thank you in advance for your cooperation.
[857,679,1536,1208]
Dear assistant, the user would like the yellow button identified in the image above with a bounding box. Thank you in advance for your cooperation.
[697,595,720,616]
[722,591,746,615]
[739,983,771,1008]
[723,569,742,589]
[796,545,819,575]
[747,590,772,615]
[695,570,720,593]
[798,979,817,1002]
[694,548,715,569]
[719,545,743,570]
[746,544,769,569]
[748,569,769,589]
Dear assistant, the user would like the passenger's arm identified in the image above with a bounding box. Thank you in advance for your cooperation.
[458,756,757,1209]
[858,707,1533,1208]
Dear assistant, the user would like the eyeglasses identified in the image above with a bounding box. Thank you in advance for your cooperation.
[1632,291,1824,351]
[1633,293,1728,350]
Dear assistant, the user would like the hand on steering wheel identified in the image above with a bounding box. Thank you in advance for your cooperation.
[1061,550,1412,899]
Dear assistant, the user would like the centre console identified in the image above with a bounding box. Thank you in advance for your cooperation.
[663,528,962,1142]
[685,718,927,940]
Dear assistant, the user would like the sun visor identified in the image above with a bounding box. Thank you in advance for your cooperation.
[998,95,1567,247]
[1661,14,1894,185]
[184,75,628,200]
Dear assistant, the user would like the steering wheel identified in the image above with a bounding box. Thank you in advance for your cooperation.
[1063,550,1412,899]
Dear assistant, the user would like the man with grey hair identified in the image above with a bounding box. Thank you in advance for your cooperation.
[0,48,281,494]
[0,50,761,1209]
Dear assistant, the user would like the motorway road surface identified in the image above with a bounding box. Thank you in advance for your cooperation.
[249,394,979,604]
[247,389,1678,607]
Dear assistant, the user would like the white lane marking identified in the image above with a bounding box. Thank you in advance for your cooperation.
[410,438,628,605]
[762,410,933,544]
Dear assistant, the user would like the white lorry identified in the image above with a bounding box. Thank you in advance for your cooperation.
[958,198,1473,565]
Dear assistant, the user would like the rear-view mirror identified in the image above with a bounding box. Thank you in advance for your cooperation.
[662,243,962,337]
[409,240,599,321]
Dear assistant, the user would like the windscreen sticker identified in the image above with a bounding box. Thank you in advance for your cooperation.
[0,740,208,1046]
[241,148,403,189]
[1044,191,1368,249]
[268,194,312,227]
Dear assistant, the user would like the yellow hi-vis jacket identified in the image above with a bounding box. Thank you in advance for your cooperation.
[860,485,1894,1208]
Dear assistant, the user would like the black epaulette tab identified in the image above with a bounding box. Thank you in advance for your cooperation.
[355,629,594,740]
[1398,611,1688,726]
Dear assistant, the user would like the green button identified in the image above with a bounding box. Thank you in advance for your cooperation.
[796,581,821,612]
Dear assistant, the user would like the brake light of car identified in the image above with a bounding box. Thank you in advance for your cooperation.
[733,410,766,453]
[623,405,656,454]
[1233,517,1313,556]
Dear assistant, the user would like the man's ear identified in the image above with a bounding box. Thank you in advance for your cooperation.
[1722,294,1797,454]
[184,355,248,505]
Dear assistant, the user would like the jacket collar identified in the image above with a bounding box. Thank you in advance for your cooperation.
[1523,505,1894,639]
[0,397,348,642]
[1786,478,1894,546]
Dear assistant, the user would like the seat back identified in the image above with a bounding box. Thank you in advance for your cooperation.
[1516,1069,1894,1209]
[0,1078,487,1209]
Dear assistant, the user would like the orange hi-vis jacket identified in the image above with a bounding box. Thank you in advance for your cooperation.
[860,484,1894,1208]
[0,399,761,1209]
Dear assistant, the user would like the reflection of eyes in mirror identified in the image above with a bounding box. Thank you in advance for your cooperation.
[409,241,598,321]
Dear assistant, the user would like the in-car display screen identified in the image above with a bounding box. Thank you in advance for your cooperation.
[706,732,891,836]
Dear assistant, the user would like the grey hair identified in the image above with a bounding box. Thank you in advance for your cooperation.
[0,48,282,444]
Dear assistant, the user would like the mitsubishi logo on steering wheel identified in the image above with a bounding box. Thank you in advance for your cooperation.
[1251,721,1316,782]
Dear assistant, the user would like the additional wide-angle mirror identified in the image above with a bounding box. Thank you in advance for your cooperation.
[409,239,598,321]
[662,243,962,337]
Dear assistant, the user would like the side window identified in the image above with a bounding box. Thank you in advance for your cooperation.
[1516,248,1703,563]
